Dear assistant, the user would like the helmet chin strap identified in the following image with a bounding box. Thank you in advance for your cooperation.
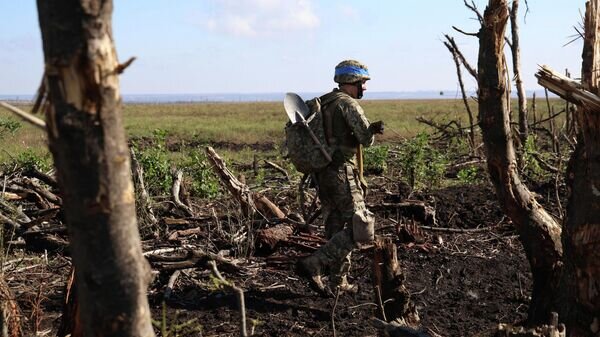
[356,82,364,99]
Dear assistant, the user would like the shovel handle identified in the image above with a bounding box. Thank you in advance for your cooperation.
[295,112,332,162]
[303,125,332,162]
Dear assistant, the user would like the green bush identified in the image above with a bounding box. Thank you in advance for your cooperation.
[397,132,448,190]
[522,135,552,182]
[364,145,389,174]
[0,118,21,139]
[457,166,481,184]
[10,149,52,172]
[133,130,172,195]
[182,149,220,199]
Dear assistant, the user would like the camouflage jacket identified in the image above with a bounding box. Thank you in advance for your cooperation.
[320,88,375,167]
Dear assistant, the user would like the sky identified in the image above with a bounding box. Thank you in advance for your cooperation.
[0,1,586,96]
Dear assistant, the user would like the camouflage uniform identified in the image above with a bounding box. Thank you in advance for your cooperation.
[301,88,376,291]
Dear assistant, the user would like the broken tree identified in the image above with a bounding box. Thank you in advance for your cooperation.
[36,0,155,336]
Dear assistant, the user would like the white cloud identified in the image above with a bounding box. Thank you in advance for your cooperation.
[201,0,320,37]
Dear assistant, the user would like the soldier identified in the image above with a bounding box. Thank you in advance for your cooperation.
[298,59,384,296]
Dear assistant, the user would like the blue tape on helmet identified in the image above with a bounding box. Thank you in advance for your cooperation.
[334,65,370,78]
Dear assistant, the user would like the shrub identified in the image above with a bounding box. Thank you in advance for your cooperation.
[364,145,389,174]
[522,134,552,182]
[182,149,220,199]
[457,166,481,184]
[9,149,52,172]
[0,118,21,139]
[397,132,448,190]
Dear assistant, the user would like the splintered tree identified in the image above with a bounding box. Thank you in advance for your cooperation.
[479,0,600,335]
[478,0,562,325]
[36,1,155,336]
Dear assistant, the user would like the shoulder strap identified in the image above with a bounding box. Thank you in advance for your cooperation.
[319,91,346,146]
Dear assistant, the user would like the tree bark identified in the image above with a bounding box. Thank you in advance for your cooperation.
[558,0,600,334]
[477,0,562,324]
[36,1,155,336]
[509,0,529,146]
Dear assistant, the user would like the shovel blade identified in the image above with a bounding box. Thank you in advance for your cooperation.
[284,92,310,124]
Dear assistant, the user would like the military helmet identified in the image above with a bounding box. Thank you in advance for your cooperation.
[334,60,370,84]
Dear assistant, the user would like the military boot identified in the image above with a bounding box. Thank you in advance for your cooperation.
[297,255,333,297]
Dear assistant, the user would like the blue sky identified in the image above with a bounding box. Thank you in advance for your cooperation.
[0,1,585,95]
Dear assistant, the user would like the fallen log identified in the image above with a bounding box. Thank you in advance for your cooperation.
[206,146,285,221]
[256,224,294,251]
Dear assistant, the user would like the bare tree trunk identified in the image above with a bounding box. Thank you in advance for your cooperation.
[509,0,529,145]
[36,1,155,336]
[477,0,562,325]
[558,1,600,334]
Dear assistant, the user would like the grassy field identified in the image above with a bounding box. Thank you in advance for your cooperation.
[0,98,567,164]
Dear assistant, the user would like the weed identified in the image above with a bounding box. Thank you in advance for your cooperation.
[182,149,220,199]
[522,135,552,182]
[457,166,481,184]
[364,145,389,174]
[2,148,52,172]
[136,146,172,195]
[153,302,203,337]
[397,133,448,190]
[0,118,22,139]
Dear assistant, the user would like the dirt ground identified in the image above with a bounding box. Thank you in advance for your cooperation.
[4,145,537,337]
[143,183,531,337]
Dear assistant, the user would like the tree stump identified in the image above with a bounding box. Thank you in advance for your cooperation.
[371,237,420,328]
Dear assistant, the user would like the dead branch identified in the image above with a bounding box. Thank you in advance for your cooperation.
[452,25,479,37]
[206,146,285,220]
[0,101,46,130]
[510,0,529,145]
[443,36,477,151]
[208,260,247,337]
[114,56,136,74]
[146,247,241,274]
[130,148,157,225]
[444,34,478,79]
[0,275,22,337]
[167,227,203,241]
[367,200,437,226]
[0,198,30,224]
[535,65,600,110]
[256,224,294,251]
[22,168,58,189]
[0,212,21,233]
[164,270,182,300]
[17,178,62,206]
[264,160,290,181]
[57,268,82,337]
[171,169,194,217]
[464,0,484,24]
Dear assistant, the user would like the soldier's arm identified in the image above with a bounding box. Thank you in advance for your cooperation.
[341,100,375,146]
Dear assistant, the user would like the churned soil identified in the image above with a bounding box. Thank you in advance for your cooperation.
[148,183,531,337]
[8,158,534,337]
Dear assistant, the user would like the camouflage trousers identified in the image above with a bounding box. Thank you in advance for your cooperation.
[310,163,368,286]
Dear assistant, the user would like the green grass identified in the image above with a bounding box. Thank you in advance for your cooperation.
[0,98,568,164]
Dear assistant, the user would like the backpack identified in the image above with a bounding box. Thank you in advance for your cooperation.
[284,97,334,174]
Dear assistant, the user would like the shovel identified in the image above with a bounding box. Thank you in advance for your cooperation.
[284,93,332,163]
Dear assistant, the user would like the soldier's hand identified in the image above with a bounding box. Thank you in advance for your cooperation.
[369,120,385,134]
